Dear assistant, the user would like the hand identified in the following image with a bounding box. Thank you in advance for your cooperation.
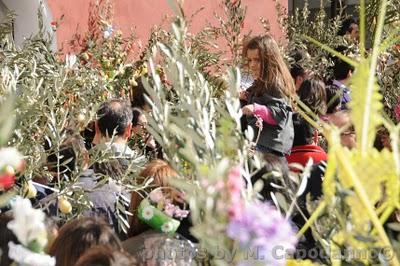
[255,116,263,130]
[239,91,249,101]
[241,104,254,115]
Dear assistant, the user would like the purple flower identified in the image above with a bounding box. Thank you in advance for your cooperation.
[227,202,298,265]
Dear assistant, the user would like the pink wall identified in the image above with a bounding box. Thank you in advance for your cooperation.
[47,0,287,51]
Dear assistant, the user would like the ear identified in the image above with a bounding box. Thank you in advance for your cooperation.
[123,123,133,140]
[92,121,101,145]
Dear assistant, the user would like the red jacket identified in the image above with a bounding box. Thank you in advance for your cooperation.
[286,144,327,171]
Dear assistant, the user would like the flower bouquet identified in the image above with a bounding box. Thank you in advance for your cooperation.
[137,188,189,235]
[7,197,55,266]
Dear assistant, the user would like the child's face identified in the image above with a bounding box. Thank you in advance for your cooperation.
[247,49,261,79]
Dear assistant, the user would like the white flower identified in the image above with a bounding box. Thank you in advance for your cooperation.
[8,242,55,266]
[0,147,23,170]
[161,222,173,233]
[149,190,163,203]
[65,54,77,69]
[103,25,114,39]
[7,197,48,248]
[142,206,154,220]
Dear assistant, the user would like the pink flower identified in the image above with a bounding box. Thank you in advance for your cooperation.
[164,203,177,217]
[227,166,243,194]
[228,202,244,219]
[149,190,163,203]
[227,166,245,218]
[174,208,190,218]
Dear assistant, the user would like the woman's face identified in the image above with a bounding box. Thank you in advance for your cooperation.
[246,48,261,79]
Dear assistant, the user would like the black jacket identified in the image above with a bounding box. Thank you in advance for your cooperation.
[246,91,294,155]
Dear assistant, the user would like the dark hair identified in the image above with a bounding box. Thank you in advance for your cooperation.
[333,58,354,81]
[48,217,122,266]
[332,46,355,81]
[244,35,296,102]
[96,99,133,137]
[290,64,306,80]
[297,79,327,115]
[132,107,144,126]
[74,245,137,266]
[129,79,150,110]
[326,85,342,113]
[338,17,357,36]
[293,115,315,146]
[0,214,19,266]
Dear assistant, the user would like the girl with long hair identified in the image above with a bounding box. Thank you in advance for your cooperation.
[241,35,296,156]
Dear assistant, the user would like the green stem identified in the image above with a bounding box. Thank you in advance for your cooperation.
[361,0,388,154]
[297,201,326,237]
[359,0,366,57]
[379,206,394,225]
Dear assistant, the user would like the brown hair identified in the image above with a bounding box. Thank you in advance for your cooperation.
[74,245,138,266]
[48,217,122,266]
[297,79,327,116]
[128,160,177,237]
[244,35,296,103]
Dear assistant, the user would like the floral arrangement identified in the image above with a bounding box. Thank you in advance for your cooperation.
[137,188,189,234]
[7,197,55,266]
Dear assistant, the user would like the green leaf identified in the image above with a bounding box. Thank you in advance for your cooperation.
[350,58,383,151]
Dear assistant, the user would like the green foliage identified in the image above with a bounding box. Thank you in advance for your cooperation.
[1,0,400,264]
[141,3,260,264]
[0,4,145,232]
[296,1,400,265]
[276,0,345,81]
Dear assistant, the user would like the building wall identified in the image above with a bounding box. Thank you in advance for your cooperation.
[0,0,56,49]
[46,0,287,52]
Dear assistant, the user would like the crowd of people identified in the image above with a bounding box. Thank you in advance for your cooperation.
[0,17,395,266]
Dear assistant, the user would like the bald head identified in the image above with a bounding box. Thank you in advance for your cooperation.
[96,99,133,138]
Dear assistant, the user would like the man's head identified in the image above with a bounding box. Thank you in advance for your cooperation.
[338,17,359,41]
[291,64,307,91]
[94,99,133,142]
[333,58,354,82]
[290,50,309,90]
[332,46,355,82]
